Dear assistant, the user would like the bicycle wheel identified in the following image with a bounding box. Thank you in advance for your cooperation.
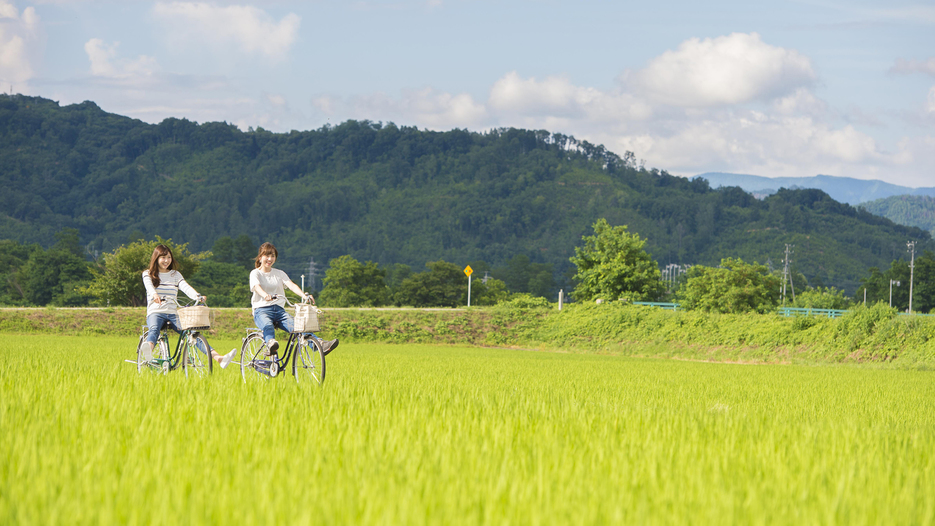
[182,333,212,377]
[240,333,277,382]
[294,336,325,385]
[137,330,169,375]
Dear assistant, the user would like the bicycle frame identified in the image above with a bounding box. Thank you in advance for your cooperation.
[169,327,205,371]
[238,295,326,384]
[241,329,308,377]
[130,297,214,376]
[135,324,203,371]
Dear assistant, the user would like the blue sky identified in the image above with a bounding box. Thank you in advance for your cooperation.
[1,0,933,187]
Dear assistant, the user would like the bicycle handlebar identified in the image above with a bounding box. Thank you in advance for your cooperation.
[154,295,207,307]
[272,294,321,312]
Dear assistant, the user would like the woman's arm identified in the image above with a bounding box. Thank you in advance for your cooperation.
[284,279,312,303]
[178,276,202,302]
[252,284,273,302]
[142,271,161,305]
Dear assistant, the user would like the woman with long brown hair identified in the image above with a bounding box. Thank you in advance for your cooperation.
[141,244,235,368]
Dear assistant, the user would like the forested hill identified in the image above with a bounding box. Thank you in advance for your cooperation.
[1,94,931,295]
[859,195,935,237]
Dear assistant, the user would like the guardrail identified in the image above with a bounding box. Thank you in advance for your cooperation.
[629,303,932,318]
[777,307,847,318]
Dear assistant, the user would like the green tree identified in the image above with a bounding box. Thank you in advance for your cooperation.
[394,260,465,307]
[187,260,251,307]
[319,255,390,307]
[569,219,663,302]
[492,254,555,298]
[20,229,93,306]
[680,258,781,314]
[855,252,935,313]
[467,277,510,306]
[790,286,851,310]
[0,239,37,305]
[384,263,412,296]
[211,235,256,269]
[85,237,205,306]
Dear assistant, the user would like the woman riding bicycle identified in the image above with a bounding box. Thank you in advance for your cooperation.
[250,242,338,357]
[141,244,236,368]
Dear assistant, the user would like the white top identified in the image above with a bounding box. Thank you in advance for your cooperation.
[249,267,291,311]
[142,270,199,316]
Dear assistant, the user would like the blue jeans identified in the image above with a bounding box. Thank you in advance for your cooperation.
[146,312,181,346]
[146,312,211,355]
[253,305,319,342]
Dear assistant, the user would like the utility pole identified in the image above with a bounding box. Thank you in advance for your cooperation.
[907,241,917,313]
[307,257,320,293]
[782,244,794,305]
[889,279,900,307]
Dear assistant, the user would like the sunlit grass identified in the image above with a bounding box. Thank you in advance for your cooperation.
[2,334,934,524]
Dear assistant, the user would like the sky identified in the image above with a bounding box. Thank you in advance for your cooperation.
[1,0,933,187]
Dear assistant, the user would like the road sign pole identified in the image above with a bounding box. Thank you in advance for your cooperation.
[464,265,474,307]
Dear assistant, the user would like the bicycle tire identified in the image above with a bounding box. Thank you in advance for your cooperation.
[137,329,170,375]
[294,336,325,385]
[182,333,212,377]
[240,333,275,383]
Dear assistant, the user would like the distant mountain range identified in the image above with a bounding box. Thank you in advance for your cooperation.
[691,173,935,206]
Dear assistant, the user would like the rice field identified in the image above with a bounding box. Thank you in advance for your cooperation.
[2,333,934,525]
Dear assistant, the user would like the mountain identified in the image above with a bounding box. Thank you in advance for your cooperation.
[860,195,935,236]
[1,94,932,296]
[692,172,935,205]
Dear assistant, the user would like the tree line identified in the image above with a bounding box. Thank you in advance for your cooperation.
[0,234,552,308]
[3,221,934,314]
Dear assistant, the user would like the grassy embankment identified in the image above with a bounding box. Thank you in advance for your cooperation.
[2,301,933,367]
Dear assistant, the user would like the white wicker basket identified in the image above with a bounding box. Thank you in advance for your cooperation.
[178,305,213,330]
[293,304,321,333]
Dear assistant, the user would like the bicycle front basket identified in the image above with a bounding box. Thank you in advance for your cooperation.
[178,305,213,330]
[293,304,321,333]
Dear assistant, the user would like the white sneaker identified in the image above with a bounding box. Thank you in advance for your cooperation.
[267,339,280,354]
[219,349,236,369]
[141,343,153,362]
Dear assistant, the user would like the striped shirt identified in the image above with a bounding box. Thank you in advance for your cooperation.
[142,270,200,316]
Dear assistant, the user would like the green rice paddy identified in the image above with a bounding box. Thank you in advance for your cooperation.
[2,334,934,524]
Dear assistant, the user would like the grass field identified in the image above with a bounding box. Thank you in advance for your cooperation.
[2,334,934,525]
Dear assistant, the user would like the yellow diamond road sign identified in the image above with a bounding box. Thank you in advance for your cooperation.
[464,265,473,277]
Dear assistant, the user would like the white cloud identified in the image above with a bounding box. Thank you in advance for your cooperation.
[488,71,652,125]
[152,2,300,60]
[890,57,935,76]
[84,38,116,76]
[927,86,935,114]
[0,1,39,88]
[345,87,488,129]
[624,112,887,181]
[84,38,159,80]
[624,32,816,107]
[772,88,828,117]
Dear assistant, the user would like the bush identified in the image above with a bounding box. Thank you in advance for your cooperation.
[497,293,552,309]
